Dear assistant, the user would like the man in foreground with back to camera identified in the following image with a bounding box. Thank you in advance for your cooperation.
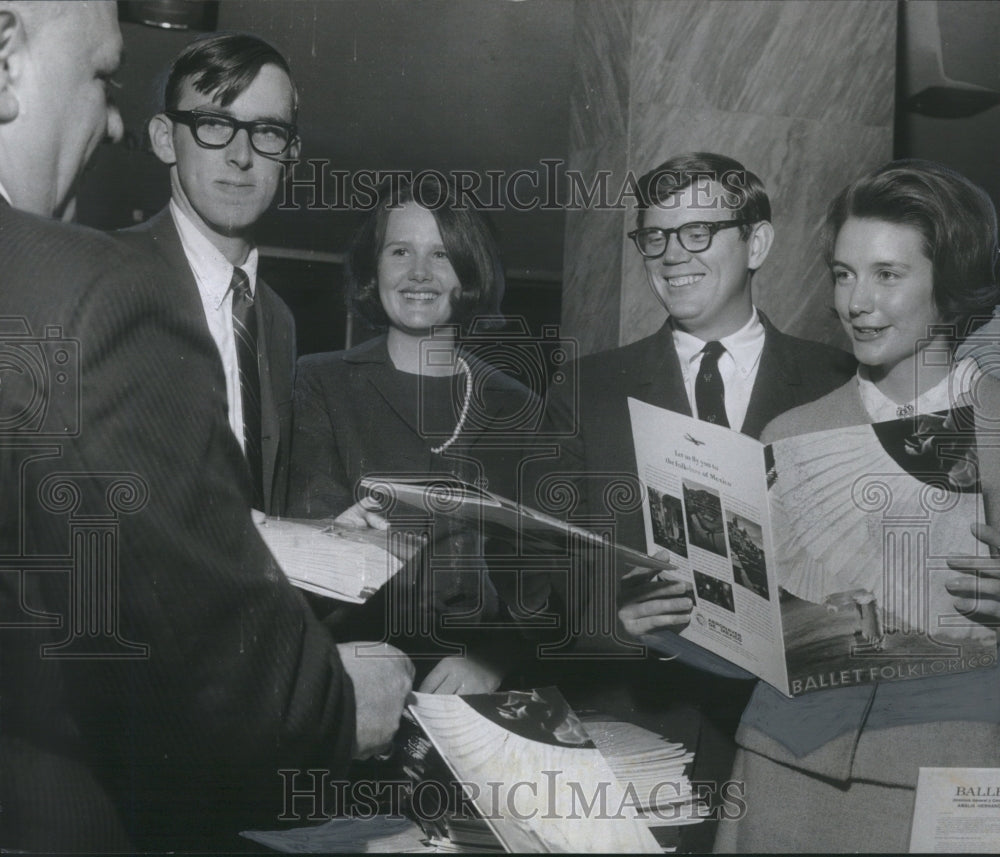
[117,32,297,515]
[539,152,855,850]
[0,2,412,851]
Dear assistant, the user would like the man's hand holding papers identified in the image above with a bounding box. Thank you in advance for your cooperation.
[619,552,695,639]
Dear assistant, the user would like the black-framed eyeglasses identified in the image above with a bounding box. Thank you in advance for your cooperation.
[628,219,752,257]
[165,110,298,157]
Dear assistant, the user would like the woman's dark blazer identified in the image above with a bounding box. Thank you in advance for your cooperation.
[286,334,548,658]
[288,333,542,519]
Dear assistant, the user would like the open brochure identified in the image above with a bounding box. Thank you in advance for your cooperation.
[628,397,997,698]
[404,688,668,853]
[253,516,410,603]
[242,690,700,854]
[357,475,669,571]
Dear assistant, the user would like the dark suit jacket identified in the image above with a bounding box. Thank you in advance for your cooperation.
[115,208,296,514]
[547,312,857,549]
[0,202,353,851]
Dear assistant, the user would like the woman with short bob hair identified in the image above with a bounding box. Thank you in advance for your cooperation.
[347,173,505,334]
[714,160,1000,851]
[823,159,999,343]
[288,174,543,696]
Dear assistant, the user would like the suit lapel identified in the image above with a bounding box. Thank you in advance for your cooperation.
[741,312,800,439]
[457,356,523,450]
[147,211,284,504]
[634,323,692,416]
[143,209,214,338]
[353,339,497,446]
[254,282,280,510]
[348,338,426,437]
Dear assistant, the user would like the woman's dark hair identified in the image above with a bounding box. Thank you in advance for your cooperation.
[825,159,1000,341]
[346,174,505,332]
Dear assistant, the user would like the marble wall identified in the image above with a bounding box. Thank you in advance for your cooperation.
[563,0,896,355]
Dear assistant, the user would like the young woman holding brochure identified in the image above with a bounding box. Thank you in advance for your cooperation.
[288,175,545,695]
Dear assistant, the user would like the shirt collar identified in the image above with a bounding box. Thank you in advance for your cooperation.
[671,309,765,377]
[0,176,12,206]
[169,199,259,309]
[856,357,980,422]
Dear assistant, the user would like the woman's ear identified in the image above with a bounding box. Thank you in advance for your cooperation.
[148,114,177,166]
[747,220,775,272]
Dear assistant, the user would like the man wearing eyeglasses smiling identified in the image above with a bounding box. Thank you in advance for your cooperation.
[554,152,854,543]
[117,33,299,514]
[623,152,855,434]
[542,152,854,851]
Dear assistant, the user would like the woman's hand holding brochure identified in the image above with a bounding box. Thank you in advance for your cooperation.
[947,522,1000,623]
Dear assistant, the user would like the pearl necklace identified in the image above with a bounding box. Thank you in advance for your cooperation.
[430,356,472,454]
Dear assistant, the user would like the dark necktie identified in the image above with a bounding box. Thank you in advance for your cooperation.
[695,340,729,428]
[231,267,265,509]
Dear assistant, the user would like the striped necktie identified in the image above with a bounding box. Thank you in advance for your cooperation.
[230,267,264,509]
[695,340,729,428]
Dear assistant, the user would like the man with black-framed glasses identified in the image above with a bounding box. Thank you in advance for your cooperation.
[620,152,855,434]
[550,151,854,537]
[117,32,299,514]
[539,152,855,852]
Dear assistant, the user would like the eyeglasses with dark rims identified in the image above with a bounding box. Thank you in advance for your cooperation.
[628,219,752,257]
[165,110,298,157]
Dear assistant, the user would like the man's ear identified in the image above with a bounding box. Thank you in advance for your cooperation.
[148,114,177,166]
[747,220,774,272]
[288,136,301,161]
[0,9,25,123]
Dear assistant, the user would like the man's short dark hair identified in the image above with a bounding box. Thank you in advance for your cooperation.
[636,152,771,240]
[163,32,297,119]
[347,174,505,333]
[824,159,1000,341]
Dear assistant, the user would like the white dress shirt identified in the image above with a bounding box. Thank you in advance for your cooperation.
[170,200,259,453]
[672,309,766,431]
[0,177,11,205]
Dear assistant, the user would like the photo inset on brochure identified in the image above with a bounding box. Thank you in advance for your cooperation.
[648,486,688,558]
[693,569,736,613]
[681,480,727,557]
[726,513,769,600]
